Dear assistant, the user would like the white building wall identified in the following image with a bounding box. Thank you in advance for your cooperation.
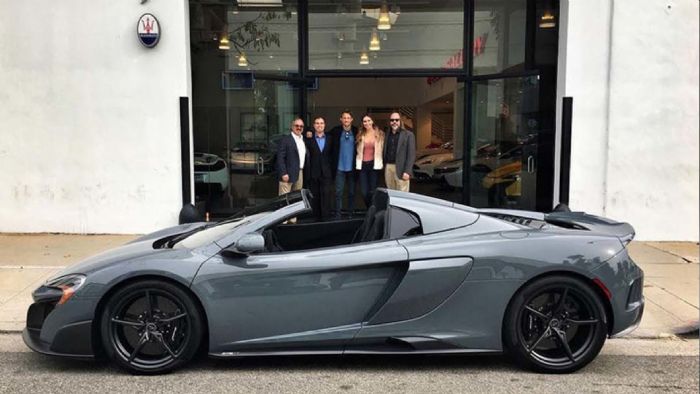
[558,0,699,241]
[0,0,192,234]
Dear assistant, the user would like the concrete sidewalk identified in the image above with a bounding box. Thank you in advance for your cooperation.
[0,234,697,338]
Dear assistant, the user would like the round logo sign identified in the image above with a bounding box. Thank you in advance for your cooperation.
[137,13,160,48]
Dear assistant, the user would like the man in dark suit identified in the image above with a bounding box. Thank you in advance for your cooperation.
[383,112,416,191]
[276,117,308,195]
[304,116,334,221]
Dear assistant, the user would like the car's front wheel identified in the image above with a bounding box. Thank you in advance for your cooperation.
[503,275,608,373]
[100,280,203,374]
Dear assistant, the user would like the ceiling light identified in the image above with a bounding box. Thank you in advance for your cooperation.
[218,35,230,50]
[369,29,381,51]
[359,51,369,65]
[237,0,283,7]
[539,11,556,28]
[238,53,248,67]
[377,3,391,30]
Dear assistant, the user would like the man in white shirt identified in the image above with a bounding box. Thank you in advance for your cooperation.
[276,118,308,195]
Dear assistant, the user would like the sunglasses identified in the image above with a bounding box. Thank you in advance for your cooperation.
[390,119,401,122]
[294,125,304,128]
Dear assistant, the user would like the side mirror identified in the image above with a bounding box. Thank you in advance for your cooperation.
[223,233,265,257]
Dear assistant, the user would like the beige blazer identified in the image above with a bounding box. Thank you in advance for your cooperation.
[355,129,385,170]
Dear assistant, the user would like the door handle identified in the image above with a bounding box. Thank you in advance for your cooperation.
[527,156,536,173]
[257,156,264,175]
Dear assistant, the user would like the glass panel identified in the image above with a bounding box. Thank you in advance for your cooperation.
[469,76,540,209]
[189,0,299,75]
[473,0,527,75]
[308,1,464,70]
[307,77,463,206]
[192,78,300,217]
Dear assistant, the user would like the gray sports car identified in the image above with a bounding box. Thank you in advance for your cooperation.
[23,189,644,374]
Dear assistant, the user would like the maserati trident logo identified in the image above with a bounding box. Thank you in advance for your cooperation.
[137,13,161,48]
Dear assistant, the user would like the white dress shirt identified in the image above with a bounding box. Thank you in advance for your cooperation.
[292,132,306,170]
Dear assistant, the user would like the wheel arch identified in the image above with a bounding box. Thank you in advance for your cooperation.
[91,274,210,358]
[502,270,615,339]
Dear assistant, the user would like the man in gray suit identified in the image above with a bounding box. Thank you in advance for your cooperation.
[383,112,416,192]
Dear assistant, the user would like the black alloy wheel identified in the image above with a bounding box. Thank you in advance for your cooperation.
[504,275,608,373]
[100,280,203,374]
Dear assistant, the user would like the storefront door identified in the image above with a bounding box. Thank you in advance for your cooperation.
[225,77,302,209]
[469,75,545,210]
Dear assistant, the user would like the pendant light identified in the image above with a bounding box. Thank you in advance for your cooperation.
[377,3,391,30]
[238,52,248,67]
[218,35,230,50]
[369,29,381,51]
[539,10,556,28]
[359,51,369,65]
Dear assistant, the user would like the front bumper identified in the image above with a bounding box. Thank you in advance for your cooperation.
[23,285,96,358]
[23,326,94,360]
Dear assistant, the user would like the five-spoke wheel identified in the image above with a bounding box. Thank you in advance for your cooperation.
[100,280,203,374]
[504,275,608,373]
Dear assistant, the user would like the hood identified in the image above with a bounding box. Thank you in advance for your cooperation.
[49,239,174,280]
[49,222,209,281]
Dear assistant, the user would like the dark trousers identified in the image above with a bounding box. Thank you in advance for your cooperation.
[334,170,355,217]
[359,161,379,208]
[309,177,332,221]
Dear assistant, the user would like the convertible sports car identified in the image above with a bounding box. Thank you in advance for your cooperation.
[23,189,644,375]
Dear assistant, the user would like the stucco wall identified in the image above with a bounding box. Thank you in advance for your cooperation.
[0,0,192,234]
[558,0,699,241]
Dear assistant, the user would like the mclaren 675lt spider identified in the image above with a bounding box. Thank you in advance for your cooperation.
[24,189,643,374]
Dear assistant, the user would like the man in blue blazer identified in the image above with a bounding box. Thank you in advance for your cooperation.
[277,118,308,195]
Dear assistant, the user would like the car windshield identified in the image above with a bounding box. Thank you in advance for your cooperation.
[216,191,308,224]
[174,213,266,249]
[172,192,310,249]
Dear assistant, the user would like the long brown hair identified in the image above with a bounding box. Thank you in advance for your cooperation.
[358,114,383,144]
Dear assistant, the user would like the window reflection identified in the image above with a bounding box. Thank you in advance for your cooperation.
[469,76,540,208]
[473,0,527,75]
[190,1,299,74]
[309,1,464,70]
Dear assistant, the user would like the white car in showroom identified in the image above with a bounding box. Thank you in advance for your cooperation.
[194,152,229,195]
[413,152,454,180]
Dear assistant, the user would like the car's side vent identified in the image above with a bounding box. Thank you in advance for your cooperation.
[545,219,589,231]
[495,214,532,226]
[626,275,644,309]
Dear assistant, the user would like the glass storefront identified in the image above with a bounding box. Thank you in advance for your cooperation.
[308,1,464,70]
[189,0,559,217]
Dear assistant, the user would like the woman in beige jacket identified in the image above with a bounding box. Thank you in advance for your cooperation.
[355,114,385,208]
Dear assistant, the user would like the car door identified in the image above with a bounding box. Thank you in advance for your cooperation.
[192,239,408,355]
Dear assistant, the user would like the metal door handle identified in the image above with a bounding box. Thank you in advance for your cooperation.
[257,156,264,175]
[527,156,536,173]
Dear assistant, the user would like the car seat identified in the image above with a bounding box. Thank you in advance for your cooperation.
[262,229,284,252]
[351,205,376,244]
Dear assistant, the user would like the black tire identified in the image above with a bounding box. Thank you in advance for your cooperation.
[100,280,203,375]
[503,275,608,373]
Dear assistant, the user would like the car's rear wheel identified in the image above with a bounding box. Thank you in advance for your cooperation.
[503,275,608,373]
[100,280,203,374]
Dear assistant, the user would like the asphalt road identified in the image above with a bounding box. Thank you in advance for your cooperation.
[0,335,697,393]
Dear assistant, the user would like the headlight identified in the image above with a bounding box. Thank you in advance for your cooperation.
[46,274,86,305]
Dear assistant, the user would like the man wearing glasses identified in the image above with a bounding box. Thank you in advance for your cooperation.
[383,112,416,192]
[276,117,308,195]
